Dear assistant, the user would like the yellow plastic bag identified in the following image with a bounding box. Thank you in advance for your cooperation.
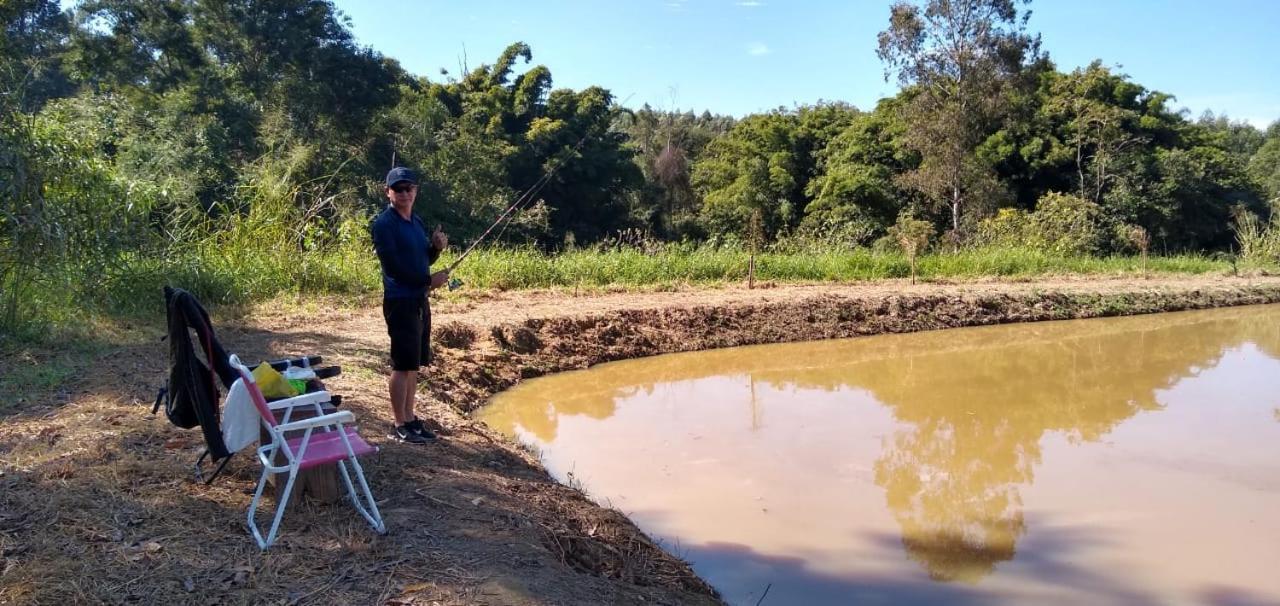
[253,362,298,399]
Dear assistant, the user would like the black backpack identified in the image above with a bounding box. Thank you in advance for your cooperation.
[153,286,235,461]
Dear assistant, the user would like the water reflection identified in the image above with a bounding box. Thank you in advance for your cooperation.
[487,304,1278,444]
[478,305,1280,603]
[853,308,1280,582]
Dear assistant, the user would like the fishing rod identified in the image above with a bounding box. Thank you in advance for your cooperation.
[443,93,635,281]
[444,142,579,275]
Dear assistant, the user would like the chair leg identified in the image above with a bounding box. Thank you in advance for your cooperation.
[337,458,385,534]
[263,469,299,548]
[248,466,298,550]
[247,464,273,549]
[196,452,234,485]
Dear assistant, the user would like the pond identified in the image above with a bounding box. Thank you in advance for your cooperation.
[477,305,1280,605]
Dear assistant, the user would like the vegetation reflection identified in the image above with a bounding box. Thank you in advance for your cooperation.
[481,306,1280,581]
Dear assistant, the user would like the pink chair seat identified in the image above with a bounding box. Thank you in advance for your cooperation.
[288,427,376,470]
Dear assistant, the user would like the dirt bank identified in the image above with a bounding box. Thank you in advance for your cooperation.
[2,275,1279,605]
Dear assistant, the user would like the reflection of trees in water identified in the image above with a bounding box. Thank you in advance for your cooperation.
[487,306,1278,445]
[479,305,1280,580]
[848,311,1274,582]
[875,417,1027,582]
[478,371,639,442]
[1250,317,1280,361]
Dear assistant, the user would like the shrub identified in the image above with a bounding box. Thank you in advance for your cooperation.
[976,192,1112,256]
[1028,192,1110,256]
[886,211,935,284]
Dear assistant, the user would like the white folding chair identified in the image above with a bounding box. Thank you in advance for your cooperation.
[228,354,386,549]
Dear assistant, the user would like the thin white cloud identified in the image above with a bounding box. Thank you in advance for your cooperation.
[736,1,765,6]
[748,43,771,56]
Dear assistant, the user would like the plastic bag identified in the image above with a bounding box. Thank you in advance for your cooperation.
[252,362,298,399]
[282,364,315,396]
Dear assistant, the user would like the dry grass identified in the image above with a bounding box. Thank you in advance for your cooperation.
[0,307,719,606]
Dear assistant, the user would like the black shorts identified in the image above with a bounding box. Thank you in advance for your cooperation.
[383,297,431,371]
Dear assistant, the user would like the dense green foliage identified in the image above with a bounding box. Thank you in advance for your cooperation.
[1,0,1276,338]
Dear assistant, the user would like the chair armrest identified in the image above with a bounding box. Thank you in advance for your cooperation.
[275,410,356,433]
[267,391,331,412]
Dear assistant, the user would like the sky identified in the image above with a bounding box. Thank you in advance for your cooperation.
[53,0,1280,127]
[325,0,1280,129]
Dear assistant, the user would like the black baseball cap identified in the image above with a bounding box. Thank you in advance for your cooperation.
[385,167,417,187]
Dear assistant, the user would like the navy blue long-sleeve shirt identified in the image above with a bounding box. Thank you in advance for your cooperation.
[371,206,441,299]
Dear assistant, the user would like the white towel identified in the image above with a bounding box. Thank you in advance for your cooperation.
[221,378,259,453]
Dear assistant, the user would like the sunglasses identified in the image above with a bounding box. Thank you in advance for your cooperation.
[390,184,416,194]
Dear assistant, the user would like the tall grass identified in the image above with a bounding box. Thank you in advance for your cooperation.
[0,134,384,343]
[444,244,1229,290]
[0,230,1245,347]
[1232,203,1280,265]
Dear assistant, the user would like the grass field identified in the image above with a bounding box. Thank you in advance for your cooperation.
[0,240,1255,345]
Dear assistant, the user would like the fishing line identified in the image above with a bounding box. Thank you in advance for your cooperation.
[445,145,574,274]
[444,93,635,279]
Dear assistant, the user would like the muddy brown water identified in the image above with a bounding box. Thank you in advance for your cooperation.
[477,305,1280,606]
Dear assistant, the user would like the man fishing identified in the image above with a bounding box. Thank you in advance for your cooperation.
[365,128,589,444]
[371,166,450,444]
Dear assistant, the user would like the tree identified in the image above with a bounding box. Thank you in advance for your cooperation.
[691,104,857,242]
[877,0,1040,237]
[2,0,73,112]
[803,99,914,245]
[63,0,402,223]
[67,0,205,95]
[1044,62,1146,204]
[1148,143,1258,250]
[1031,64,1259,252]
[1250,122,1280,203]
[692,111,803,240]
[388,81,517,239]
[615,105,734,238]
[391,43,641,247]
[191,0,399,140]
[531,85,642,244]
[1197,113,1265,164]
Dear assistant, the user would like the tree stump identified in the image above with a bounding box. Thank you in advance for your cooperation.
[260,397,343,507]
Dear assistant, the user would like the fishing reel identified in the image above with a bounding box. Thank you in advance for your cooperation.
[447,277,464,291]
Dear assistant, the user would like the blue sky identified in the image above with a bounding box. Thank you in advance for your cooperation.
[327,0,1280,128]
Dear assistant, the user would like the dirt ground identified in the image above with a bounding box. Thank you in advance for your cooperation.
[3,274,1280,605]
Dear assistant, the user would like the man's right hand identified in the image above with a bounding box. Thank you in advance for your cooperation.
[429,270,450,290]
[431,225,448,251]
